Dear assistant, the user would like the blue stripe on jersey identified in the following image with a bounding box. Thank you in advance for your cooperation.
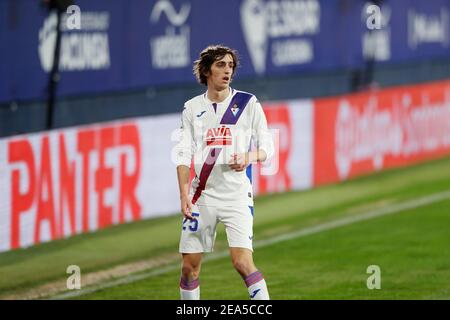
[246,164,252,184]
[248,206,254,216]
[220,92,252,125]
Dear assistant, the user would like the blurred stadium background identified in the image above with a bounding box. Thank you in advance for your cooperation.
[0,0,449,299]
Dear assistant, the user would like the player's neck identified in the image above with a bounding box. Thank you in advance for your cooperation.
[206,87,231,103]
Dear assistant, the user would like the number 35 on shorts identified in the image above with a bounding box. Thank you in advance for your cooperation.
[182,212,200,232]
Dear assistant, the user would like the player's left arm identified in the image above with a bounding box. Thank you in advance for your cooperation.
[228,97,274,172]
[228,150,266,172]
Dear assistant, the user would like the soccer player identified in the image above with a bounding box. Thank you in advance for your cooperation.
[175,45,274,300]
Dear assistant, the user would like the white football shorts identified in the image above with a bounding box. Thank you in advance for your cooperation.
[179,204,255,253]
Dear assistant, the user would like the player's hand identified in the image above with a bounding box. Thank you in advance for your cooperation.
[228,153,250,172]
[180,195,193,220]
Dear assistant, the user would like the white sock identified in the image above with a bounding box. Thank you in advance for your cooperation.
[244,271,270,300]
[180,277,200,300]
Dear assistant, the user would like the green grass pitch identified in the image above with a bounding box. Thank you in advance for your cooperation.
[0,156,449,299]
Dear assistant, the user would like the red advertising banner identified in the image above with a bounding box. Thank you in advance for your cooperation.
[313,80,450,186]
[0,114,184,253]
[6,123,142,250]
[258,103,292,194]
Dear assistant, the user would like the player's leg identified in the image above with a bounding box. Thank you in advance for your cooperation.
[230,247,270,300]
[221,206,270,300]
[180,253,202,300]
[178,205,217,300]
[229,247,256,276]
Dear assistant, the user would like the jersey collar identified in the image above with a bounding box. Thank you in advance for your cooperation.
[203,87,234,105]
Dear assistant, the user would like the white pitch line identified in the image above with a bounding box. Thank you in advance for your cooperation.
[50,190,450,300]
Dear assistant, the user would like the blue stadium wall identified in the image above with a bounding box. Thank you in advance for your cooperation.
[1,0,450,137]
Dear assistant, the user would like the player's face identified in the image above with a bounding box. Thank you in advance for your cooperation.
[207,54,234,91]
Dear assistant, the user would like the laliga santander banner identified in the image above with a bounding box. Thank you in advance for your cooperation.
[314,80,450,185]
[0,103,313,253]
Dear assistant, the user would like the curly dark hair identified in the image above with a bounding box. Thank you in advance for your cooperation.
[193,45,239,85]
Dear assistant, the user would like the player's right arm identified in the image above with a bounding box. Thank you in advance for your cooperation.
[175,104,194,219]
[177,165,192,219]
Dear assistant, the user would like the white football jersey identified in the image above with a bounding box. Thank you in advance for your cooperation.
[175,88,274,206]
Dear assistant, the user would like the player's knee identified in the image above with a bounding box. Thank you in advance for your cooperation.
[181,263,200,280]
[232,258,253,276]
[181,265,194,279]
